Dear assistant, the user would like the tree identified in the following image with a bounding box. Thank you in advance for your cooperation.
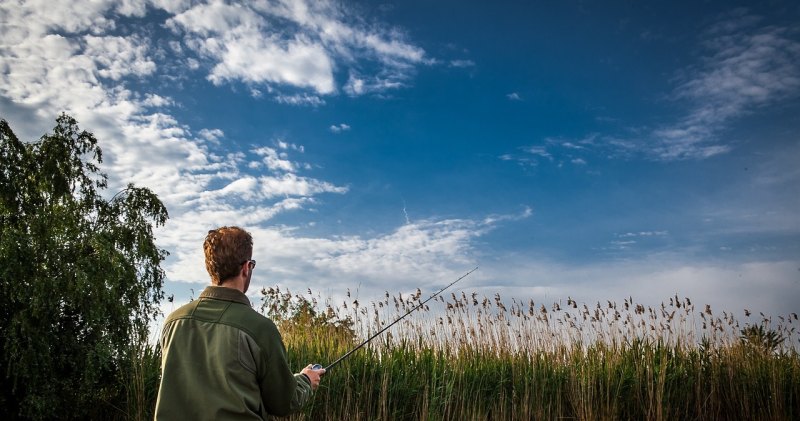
[260,286,356,346]
[0,114,169,419]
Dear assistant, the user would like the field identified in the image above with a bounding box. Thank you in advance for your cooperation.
[261,286,800,420]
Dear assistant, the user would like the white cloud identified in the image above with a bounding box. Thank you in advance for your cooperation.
[263,0,427,65]
[1,0,118,37]
[344,72,405,96]
[498,151,538,167]
[198,128,224,143]
[166,0,427,98]
[259,173,348,198]
[84,35,156,80]
[221,177,258,195]
[329,123,350,133]
[142,93,173,108]
[344,74,366,95]
[185,169,347,206]
[618,231,669,238]
[501,135,606,168]
[252,146,297,173]
[506,92,522,101]
[450,59,475,68]
[276,140,295,151]
[163,216,491,296]
[523,146,552,160]
[651,14,800,160]
[209,33,336,94]
[598,231,671,252]
[0,1,367,295]
[166,1,261,36]
[4,2,796,329]
[0,2,219,209]
[529,13,800,163]
[162,224,799,324]
[274,93,326,106]
[1,1,566,333]
[483,206,533,225]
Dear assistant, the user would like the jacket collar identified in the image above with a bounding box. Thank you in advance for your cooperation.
[199,285,251,306]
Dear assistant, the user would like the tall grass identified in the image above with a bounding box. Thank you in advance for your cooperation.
[122,329,161,421]
[261,286,800,420]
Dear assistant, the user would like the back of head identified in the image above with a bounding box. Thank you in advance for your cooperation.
[204,226,253,285]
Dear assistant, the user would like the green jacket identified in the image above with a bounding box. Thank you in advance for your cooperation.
[154,286,313,420]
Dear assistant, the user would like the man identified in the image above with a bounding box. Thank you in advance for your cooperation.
[155,226,324,420]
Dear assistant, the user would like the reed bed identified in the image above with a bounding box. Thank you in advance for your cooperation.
[260,286,800,420]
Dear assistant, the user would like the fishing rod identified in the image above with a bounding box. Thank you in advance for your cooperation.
[312,266,478,373]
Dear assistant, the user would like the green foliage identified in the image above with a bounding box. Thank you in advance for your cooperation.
[740,323,786,354]
[0,114,168,420]
[260,286,356,349]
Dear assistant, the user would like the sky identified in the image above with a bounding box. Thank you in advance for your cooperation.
[1,0,799,323]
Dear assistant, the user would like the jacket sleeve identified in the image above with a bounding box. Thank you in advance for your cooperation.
[290,373,314,411]
[259,319,314,416]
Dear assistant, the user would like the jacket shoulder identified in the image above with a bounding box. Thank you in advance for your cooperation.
[224,303,280,342]
[163,299,200,323]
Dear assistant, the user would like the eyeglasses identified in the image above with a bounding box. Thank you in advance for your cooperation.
[242,259,256,269]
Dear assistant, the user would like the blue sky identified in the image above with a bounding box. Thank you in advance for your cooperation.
[1,0,798,319]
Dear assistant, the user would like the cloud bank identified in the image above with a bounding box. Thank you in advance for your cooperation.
[2,2,797,321]
[0,0,501,306]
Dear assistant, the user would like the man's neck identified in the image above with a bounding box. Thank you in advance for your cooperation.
[218,278,245,293]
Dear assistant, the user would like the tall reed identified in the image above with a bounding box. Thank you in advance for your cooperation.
[261,286,800,420]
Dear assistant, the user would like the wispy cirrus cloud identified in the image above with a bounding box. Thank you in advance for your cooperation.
[617,231,669,238]
[274,93,326,106]
[650,9,800,160]
[505,10,800,165]
[500,135,597,168]
[600,231,670,252]
[450,59,475,68]
[343,71,408,96]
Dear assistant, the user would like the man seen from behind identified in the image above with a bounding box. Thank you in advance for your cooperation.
[154,226,324,420]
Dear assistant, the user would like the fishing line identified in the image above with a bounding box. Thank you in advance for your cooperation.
[312,266,478,372]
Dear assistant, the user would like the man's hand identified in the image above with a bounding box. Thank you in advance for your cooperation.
[301,364,325,390]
